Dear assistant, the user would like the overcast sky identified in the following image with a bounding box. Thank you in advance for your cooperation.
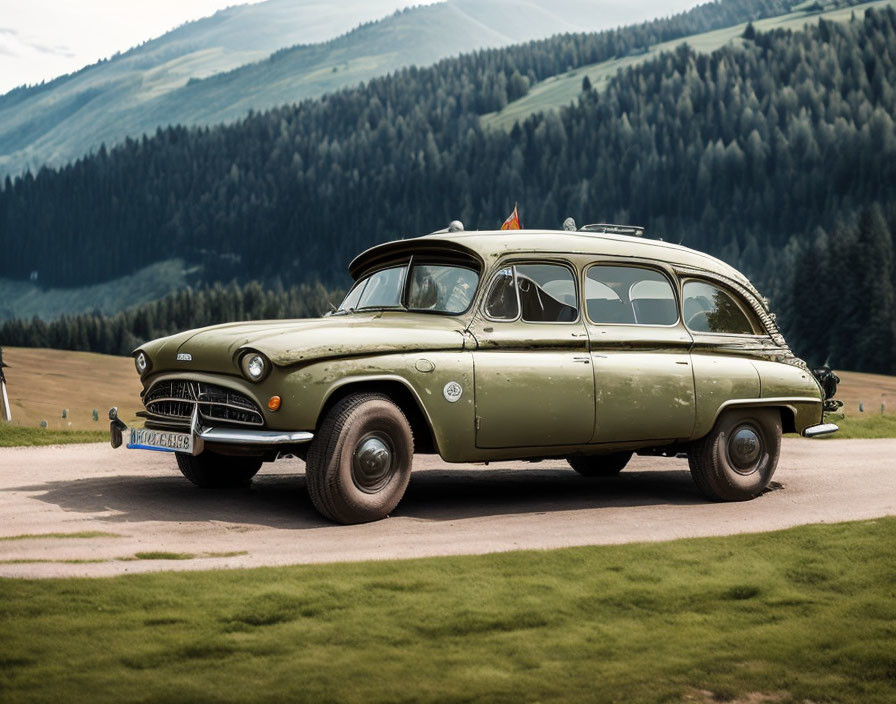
[0,0,702,95]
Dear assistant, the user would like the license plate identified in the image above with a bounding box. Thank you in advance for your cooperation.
[128,428,194,454]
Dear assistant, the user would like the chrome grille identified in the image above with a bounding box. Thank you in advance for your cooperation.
[144,380,264,426]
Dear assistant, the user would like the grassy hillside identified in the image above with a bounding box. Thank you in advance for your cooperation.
[481,0,896,130]
[0,348,142,431]
[0,0,687,178]
[0,260,192,322]
[0,0,415,177]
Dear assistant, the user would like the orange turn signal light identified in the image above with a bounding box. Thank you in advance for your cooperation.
[267,396,281,411]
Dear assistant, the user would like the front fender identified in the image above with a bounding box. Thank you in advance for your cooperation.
[273,352,476,461]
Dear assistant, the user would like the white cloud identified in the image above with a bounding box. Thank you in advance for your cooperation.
[0,0,270,92]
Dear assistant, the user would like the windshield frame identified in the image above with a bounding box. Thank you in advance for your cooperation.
[338,255,481,317]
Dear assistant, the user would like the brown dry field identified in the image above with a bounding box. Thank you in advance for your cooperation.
[830,369,896,415]
[0,347,893,431]
[2,347,142,430]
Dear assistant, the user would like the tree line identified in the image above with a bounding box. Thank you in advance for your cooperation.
[0,281,340,357]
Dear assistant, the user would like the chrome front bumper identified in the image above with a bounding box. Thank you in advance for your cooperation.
[802,423,839,438]
[109,406,313,455]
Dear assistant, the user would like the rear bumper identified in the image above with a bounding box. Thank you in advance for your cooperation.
[802,423,839,438]
[109,406,313,455]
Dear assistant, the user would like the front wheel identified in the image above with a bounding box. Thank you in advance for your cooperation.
[567,451,632,477]
[688,408,781,501]
[305,393,414,524]
[176,451,262,488]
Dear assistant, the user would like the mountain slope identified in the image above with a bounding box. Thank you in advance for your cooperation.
[481,0,896,130]
[0,0,699,178]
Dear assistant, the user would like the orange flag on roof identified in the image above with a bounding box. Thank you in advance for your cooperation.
[500,204,521,230]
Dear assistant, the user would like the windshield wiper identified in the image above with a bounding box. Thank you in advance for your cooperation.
[354,305,406,312]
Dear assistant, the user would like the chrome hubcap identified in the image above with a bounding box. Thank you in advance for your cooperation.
[728,426,762,474]
[351,433,394,493]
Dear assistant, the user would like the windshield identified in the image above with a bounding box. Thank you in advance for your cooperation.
[339,265,406,312]
[338,262,479,314]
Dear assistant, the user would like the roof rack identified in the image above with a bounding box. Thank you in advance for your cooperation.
[579,223,645,237]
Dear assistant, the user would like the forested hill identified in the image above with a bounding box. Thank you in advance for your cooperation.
[0,0,805,289]
[2,4,896,371]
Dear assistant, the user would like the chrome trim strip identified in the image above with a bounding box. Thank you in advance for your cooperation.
[719,396,821,412]
[802,423,839,438]
[199,427,314,445]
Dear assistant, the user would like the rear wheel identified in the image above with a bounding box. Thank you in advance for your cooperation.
[305,393,414,524]
[176,451,262,488]
[567,451,632,477]
[688,408,781,501]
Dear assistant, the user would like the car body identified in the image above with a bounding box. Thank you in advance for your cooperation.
[111,224,840,523]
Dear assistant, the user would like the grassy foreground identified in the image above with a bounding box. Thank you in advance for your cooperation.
[1,520,894,703]
[0,425,107,447]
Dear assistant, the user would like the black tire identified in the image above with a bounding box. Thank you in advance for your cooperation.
[567,451,633,477]
[305,393,414,524]
[688,408,781,501]
[176,451,262,488]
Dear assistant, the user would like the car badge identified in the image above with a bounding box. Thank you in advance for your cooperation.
[177,353,192,362]
[443,381,463,403]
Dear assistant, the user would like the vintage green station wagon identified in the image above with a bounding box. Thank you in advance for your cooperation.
[110,223,840,523]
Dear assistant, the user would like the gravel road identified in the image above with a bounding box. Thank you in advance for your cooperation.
[1,439,893,578]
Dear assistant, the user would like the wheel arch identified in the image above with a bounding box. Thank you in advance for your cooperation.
[316,376,439,455]
[706,397,820,436]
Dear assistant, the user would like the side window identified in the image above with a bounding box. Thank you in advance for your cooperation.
[586,266,677,325]
[516,264,578,322]
[483,268,518,320]
[682,280,757,334]
[483,264,578,322]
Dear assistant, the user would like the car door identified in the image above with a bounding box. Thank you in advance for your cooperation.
[470,261,595,449]
[584,263,696,443]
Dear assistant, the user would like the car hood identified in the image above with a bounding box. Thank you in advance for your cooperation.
[141,313,468,374]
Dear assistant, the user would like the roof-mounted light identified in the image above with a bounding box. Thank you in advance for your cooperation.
[428,220,465,235]
[580,223,645,237]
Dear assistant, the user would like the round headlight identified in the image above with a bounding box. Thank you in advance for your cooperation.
[242,353,267,381]
[135,352,149,375]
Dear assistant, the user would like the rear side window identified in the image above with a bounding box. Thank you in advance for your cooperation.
[482,263,578,322]
[585,266,677,325]
[682,280,757,334]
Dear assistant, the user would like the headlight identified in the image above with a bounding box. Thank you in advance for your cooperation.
[241,353,268,382]
[135,352,149,375]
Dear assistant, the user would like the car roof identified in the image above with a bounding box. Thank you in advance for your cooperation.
[349,229,750,285]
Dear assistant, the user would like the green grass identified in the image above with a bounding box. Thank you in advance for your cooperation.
[822,413,896,439]
[481,0,896,131]
[1,519,894,703]
[0,425,108,447]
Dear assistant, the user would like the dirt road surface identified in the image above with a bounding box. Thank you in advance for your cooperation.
[1,439,893,578]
